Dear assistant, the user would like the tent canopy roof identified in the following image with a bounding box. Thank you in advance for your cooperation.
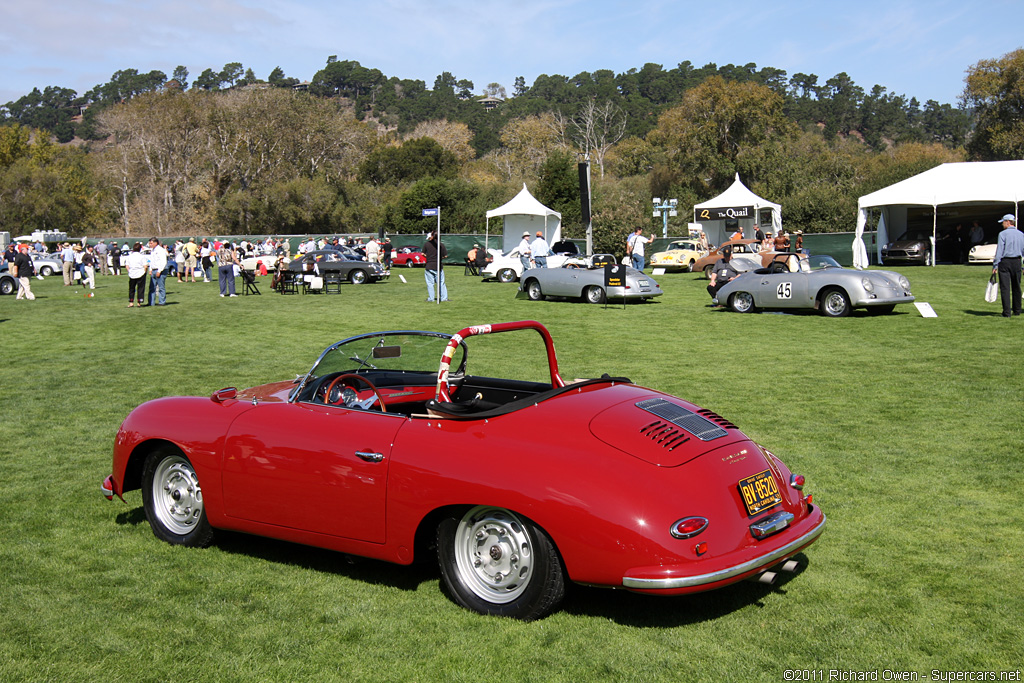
[486,184,561,219]
[694,173,781,212]
[858,160,1024,209]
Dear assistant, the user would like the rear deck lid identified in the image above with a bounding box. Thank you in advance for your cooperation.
[589,395,744,467]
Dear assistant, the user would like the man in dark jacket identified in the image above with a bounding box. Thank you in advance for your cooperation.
[423,232,448,302]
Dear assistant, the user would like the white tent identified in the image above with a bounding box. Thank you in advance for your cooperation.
[485,184,562,253]
[693,174,782,246]
[853,160,1024,269]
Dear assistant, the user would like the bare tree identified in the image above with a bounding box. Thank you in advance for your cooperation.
[571,99,627,178]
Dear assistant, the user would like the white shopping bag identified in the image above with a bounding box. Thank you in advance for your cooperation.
[985,274,998,303]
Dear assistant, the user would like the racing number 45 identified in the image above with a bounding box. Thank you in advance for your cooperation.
[776,282,792,299]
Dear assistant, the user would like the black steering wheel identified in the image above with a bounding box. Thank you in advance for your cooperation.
[324,373,387,412]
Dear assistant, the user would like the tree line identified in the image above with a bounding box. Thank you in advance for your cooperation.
[1,49,1021,254]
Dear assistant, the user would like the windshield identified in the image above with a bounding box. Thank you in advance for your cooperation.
[294,331,466,401]
[807,255,842,270]
[666,241,699,251]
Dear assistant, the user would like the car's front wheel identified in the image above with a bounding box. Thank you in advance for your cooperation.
[437,506,565,621]
[349,269,368,284]
[820,288,851,317]
[40,265,54,276]
[729,291,756,313]
[0,278,14,295]
[525,279,544,301]
[497,268,517,283]
[406,260,414,268]
[142,449,214,547]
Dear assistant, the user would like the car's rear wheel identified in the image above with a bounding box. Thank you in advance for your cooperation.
[526,279,544,301]
[729,291,756,313]
[703,264,714,279]
[584,285,606,304]
[686,260,695,272]
[0,278,14,295]
[437,506,565,621]
[349,269,368,284]
[497,268,517,283]
[142,449,214,547]
[820,288,851,317]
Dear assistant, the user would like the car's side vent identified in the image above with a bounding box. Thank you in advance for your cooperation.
[639,420,691,451]
[695,408,738,430]
[636,398,729,441]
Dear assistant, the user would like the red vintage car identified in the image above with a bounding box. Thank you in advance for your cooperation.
[102,321,825,620]
[391,245,427,268]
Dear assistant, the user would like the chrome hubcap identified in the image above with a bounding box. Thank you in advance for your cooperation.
[454,506,533,603]
[152,455,203,535]
[825,293,845,314]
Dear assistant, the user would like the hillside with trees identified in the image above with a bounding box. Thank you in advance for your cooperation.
[0,49,1015,254]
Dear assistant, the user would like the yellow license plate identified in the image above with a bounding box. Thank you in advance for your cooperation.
[738,469,782,516]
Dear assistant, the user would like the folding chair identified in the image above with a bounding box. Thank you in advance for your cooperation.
[240,269,261,295]
[464,259,478,276]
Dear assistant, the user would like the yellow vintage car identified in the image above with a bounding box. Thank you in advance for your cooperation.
[649,240,707,272]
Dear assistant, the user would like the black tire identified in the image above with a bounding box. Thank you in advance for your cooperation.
[729,291,756,313]
[525,279,544,301]
[349,269,369,284]
[686,260,695,272]
[405,260,414,268]
[703,264,714,279]
[437,506,565,621]
[40,266,54,276]
[141,449,214,547]
[497,268,517,283]
[0,278,14,295]
[584,285,606,304]
[820,288,851,317]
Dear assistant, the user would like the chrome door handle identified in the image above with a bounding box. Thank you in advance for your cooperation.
[355,450,384,463]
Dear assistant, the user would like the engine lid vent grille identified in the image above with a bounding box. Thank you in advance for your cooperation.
[695,407,738,430]
[635,398,729,442]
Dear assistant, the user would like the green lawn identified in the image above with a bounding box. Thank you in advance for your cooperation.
[1,264,1021,682]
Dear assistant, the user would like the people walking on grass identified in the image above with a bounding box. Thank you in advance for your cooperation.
[12,245,36,300]
[81,245,97,290]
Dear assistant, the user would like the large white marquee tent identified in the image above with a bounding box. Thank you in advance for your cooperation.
[485,184,562,253]
[853,160,1024,269]
[693,174,782,246]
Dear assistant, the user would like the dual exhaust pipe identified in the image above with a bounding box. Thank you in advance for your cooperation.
[750,559,800,585]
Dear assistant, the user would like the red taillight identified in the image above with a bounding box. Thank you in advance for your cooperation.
[790,474,805,490]
[670,516,709,539]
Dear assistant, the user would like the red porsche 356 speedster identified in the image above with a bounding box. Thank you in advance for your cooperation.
[103,320,825,620]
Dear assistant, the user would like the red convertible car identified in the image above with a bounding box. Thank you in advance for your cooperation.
[102,321,825,620]
[391,245,427,268]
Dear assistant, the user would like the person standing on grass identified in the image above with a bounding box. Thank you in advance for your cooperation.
[12,244,36,300]
[531,231,550,269]
[217,241,239,297]
[126,243,147,307]
[146,238,168,306]
[517,231,532,271]
[992,214,1023,317]
[61,242,75,285]
[423,231,448,302]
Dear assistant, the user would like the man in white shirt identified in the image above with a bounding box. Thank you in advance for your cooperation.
[146,237,169,306]
[517,231,532,272]
[629,227,654,271]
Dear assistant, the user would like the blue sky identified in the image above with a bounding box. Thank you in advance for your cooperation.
[2,0,1021,108]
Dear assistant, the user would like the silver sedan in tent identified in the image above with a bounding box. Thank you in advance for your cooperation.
[715,254,914,317]
[519,256,663,304]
